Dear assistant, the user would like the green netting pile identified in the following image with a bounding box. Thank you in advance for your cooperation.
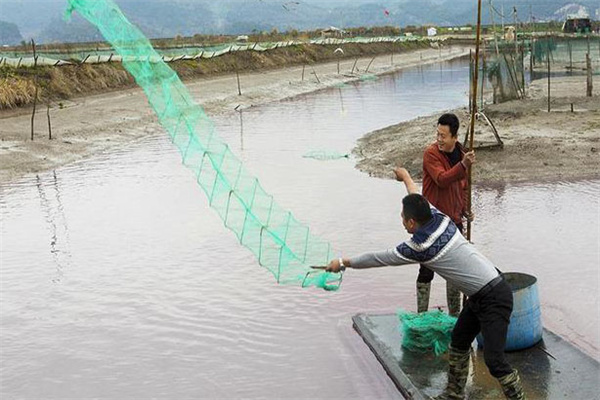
[397,309,457,356]
[65,0,342,290]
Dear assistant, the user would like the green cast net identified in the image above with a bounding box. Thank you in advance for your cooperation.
[397,309,457,356]
[302,150,349,160]
[65,0,341,290]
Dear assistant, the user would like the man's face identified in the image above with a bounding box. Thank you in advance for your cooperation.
[401,211,416,234]
[436,124,458,153]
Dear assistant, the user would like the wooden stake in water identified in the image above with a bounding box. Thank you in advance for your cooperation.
[351,58,358,74]
[547,41,551,112]
[587,53,593,97]
[47,103,52,140]
[365,56,376,73]
[31,39,38,141]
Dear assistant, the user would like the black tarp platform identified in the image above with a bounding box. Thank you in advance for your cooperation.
[352,313,600,400]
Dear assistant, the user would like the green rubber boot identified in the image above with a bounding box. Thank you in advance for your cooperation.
[432,346,470,400]
[417,282,431,313]
[446,281,461,317]
[498,369,526,400]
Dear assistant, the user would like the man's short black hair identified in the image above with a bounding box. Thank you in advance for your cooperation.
[402,194,433,225]
[438,113,460,137]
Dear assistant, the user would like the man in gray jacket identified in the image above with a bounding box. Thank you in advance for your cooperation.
[324,168,525,400]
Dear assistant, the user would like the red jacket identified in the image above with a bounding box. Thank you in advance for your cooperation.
[422,142,467,225]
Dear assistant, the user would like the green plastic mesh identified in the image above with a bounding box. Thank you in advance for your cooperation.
[533,37,600,73]
[484,52,525,103]
[397,309,457,356]
[302,150,349,160]
[359,74,378,81]
[65,0,341,290]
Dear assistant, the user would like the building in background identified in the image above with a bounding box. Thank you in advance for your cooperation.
[562,16,592,33]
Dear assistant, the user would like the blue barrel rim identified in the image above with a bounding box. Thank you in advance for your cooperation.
[503,272,537,292]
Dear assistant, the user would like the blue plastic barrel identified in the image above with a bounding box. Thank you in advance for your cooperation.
[477,272,543,351]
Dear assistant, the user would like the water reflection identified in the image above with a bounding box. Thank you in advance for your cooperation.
[1,57,598,399]
[34,171,72,284]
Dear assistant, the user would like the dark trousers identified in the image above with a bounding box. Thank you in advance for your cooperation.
[451,279,514,378]
[417,223,463,283]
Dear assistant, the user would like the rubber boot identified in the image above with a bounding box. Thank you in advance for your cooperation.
[417,282,431,313]
[446,281,461,317]
[432,346,470,399]
[498,369,526,400]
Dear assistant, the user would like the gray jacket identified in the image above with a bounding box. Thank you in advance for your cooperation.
[349,208,499,296]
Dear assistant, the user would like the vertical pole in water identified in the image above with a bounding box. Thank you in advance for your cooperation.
[547,41,551,112]
[31,39,38,141]
[469,49,473,113]
[513,6,518,57]
[568,40,572,71]
[481,44,485,108]
[466,0,483,242]
[489,0,500,57]
[521,40,525,96]
[529,39,534,79]
[47,103,52,140]
[587,53,593,97]
[532,37,536,67]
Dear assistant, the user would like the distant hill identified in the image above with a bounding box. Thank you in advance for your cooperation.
[0,0,598,44]
[0,20,23,45]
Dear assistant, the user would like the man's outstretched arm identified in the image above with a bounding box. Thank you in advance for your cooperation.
[393,167,419,194]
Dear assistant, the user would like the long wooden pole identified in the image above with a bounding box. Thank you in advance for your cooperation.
[31,39,38,141]
[466,0,483,242]
[547,42,551,112]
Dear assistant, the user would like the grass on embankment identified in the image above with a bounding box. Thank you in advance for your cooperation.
[0,41,430,110]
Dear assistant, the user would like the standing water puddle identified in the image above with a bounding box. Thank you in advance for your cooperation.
[1,58,598,399]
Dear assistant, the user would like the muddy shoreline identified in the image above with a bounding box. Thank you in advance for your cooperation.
[354,76,600,185]
[0,46,469,184]
[2,46,599,186]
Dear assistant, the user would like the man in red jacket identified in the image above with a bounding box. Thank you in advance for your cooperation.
[417,113,475,316]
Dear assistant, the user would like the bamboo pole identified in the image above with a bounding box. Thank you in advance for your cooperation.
[480,45,485,108]
[520,40,525,96]
[547,42,551,112]
[466,0,483,242]
[311,67,320,83]
[469,49,473,112]
[365,56,376,73]
[587,53,593,97]
[47,103,52,140]
[489,0,500,57]
[31,86,38,141]
[31,39,38,141]
[529,39,534,79]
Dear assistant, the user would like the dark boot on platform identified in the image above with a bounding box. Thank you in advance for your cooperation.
[417,282,431,313]
[432,345,470,399]
[498,369,526,400]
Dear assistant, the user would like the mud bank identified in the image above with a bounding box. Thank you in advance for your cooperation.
[0,46,469,184]
[354,75,600,185]
[1,41,433,110]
